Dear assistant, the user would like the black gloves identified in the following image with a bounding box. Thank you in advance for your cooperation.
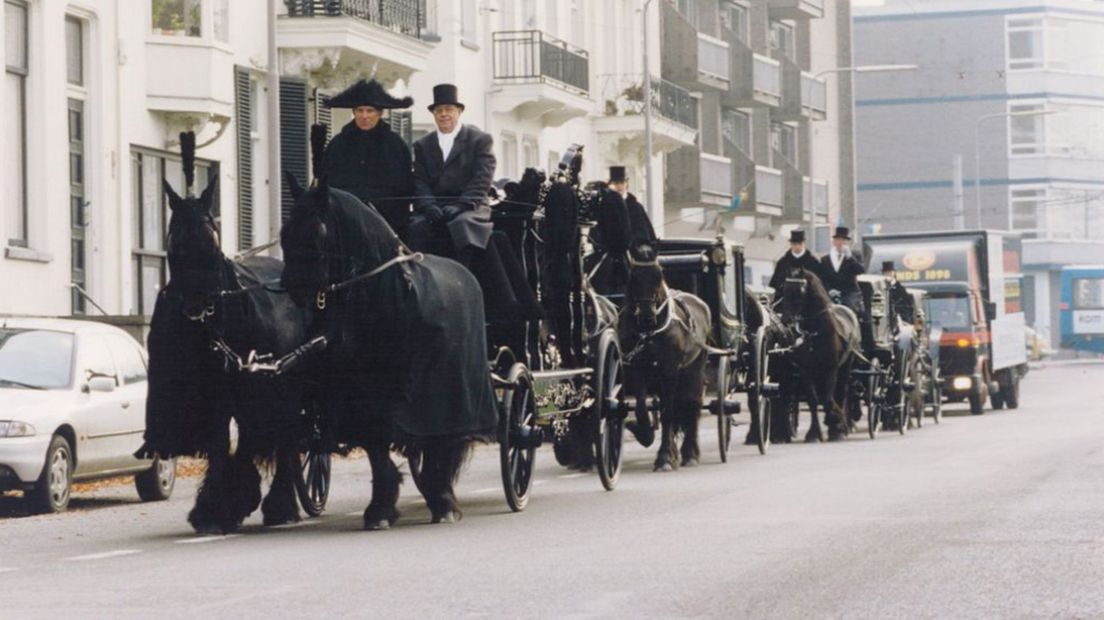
[441,204,465,220]
[423,205,445,223]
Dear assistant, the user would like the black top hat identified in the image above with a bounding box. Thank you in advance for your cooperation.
[832,226,852,240]
[881,260,896,273]
[428,84,465,111]
[788,229,806,244]
[609,166,628,183]
[326,79,413,110]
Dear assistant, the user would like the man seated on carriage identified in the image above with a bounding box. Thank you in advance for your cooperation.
[320,79,415,240]
[881,260,917,327]
[768,229,824,298]
[820,226,874,349]
[408,83,539,323]
[607,165,657,248]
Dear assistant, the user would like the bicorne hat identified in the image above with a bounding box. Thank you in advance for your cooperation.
[326,79,413,110]
[428,83,465,111]
[832,226,852,240]
[609,166,628,183]
[788,229,806,244]
[882,260,896,273]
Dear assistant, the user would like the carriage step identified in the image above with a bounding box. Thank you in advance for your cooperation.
[510,427,544,449]
[708,399,741,416]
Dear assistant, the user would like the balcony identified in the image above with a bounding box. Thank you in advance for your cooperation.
[755,166,784,216]
[594,75,698,158]
[802,72,828,120]
[665,147,734,209]
[726,36,782,108]
[146,38,235,123]
[490,30,591,126]
[767,0,825,20]
[278,0,433,86]
[661,3,729,92]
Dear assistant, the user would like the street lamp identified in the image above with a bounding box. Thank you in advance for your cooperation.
[807,64,917,250]
[974,109,1058,229]
[642,0,657,233]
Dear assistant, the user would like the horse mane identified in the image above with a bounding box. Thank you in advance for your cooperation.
[180,131,196,192]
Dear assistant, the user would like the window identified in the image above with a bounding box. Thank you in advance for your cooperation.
[131,148,218,315]
[722,108,751,156]
[106,334,148,385]
[770,21,795,62]
[5,0,28,247]
[725,2,749,44]
[1075,278,1104,310]
[522,136,539,170]
[461,0,476,45]
[0,329,75,389]
[1010,188,1045,234]
[66,16,83,86]
[151,0,201,37]
[676,0,699,29]
[69,99,87,314]
[501,132,518,180]
[81,335,118,385]
[1007,18,1044,70]
[771,122,797,166]
[548,150,560,175]
[213,0,229,43]
[1009,103,1045,155]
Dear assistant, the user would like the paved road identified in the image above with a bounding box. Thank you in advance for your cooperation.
[2,362,1103,619]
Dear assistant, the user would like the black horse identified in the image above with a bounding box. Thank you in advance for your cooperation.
[137,132,309,534]
[280,126,496,529]
[620,247,711,471]
[776,269,860,442]
[586,186,635,298]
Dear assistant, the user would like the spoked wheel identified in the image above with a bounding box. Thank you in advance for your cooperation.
[931,375,943,424]
[715,355,732,463]
[594,331,625,491]
[295,446,331,517]
[752,326,773,455]
[866,358,884,440]
[909,358,925,430]
[895,356,909,436]
[500,363,538,512]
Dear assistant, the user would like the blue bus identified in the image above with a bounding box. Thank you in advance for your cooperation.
[1060,266,1104,354]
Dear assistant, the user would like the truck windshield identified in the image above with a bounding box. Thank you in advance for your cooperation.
[924,295,972,331]
[0,329,75,389]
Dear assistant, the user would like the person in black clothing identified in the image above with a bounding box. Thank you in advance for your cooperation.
[321,79,415,239]
[821,226,873,348]
[882,260,917,325]
[769,229,823,297]
[607,166,657,248]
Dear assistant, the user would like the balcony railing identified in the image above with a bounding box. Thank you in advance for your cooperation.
[701,153,734,200]
[768,0,826,19]
[754,54,781,101]
[655,78,699,129]
[697,33,730,84]
[802,72,828,117]
[756,166,784,209]
[599,75,698,130]
[493,30,589,95]
[284,0,425,39]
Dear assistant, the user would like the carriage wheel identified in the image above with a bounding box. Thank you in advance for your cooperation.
[931,371,943,424]
[866,358,883,440]
[295,447,331,518]
[895,356,910,436]
[500,364,537,512]
[909,358,925,430]
[594,331,625,491]
[753,326,772,456]
[715,355,732,463]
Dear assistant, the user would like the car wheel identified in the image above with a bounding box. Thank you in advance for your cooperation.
[26,435,73,514]
[135,456,176,502]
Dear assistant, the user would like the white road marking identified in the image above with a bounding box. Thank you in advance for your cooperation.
[269,520,318,530]
[469,487,499,495]
[66,549,142,562]
[534,480,548,486]
[557,473,589,479]
[175,534,241,545]
[346,510,363,517]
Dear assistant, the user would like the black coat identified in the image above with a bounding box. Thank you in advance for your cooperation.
[819,252,866,295]
[769,250,824,293]
[412,125,497,250]
[322,121,414,235]
[625,192,657,246]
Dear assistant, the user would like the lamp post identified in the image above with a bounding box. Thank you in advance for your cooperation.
[807,64,916,250]
[642,0,657,234]
[974,109,1058,229]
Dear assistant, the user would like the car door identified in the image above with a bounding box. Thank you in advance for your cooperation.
[72,333,127,476]
[104,333,150,470]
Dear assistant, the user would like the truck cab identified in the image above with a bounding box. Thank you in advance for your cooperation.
[920,282,991,412]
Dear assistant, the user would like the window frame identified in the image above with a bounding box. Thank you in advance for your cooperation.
[5,0,29,248]
[1008,101,1047,156]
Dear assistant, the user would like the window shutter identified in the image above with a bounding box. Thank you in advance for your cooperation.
[235,67,254,250]
[280,77,309,224]
[313,88,335,178]
[388,109,413,147]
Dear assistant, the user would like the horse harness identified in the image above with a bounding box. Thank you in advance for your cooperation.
[622,290,703,367]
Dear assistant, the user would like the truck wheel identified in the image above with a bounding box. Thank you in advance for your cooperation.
[969,391,984,415]
[990,389,1005,410]
[1003,377,1020,409]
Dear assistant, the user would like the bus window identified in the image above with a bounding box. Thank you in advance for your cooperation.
[1074,278,1104,309]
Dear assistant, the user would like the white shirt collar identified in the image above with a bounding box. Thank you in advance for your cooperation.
[830,247,843,270]
[790,249,806,259]
[436,122,462,160]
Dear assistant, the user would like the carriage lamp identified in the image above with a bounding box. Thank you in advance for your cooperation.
[0,420,36,438]
[710,246,727,267]
[952,377,973,391]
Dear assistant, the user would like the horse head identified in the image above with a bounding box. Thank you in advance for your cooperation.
[626,244,667,331]
[280,124,398,309]
[779,268,830,326]
[164,131,223,320]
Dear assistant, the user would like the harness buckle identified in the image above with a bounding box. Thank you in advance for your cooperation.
[204,301,216,318]
[316,290,327,311]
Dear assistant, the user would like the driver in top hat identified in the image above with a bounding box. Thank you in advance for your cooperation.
[607,165,656,248]
[408,83,497,262]
[819,226,866,315]
[321,79,415,239]
[881,260,916,326]
[769,229,824,297]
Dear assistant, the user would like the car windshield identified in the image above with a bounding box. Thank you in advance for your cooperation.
[0,329,75,389]
[924,295,972,331]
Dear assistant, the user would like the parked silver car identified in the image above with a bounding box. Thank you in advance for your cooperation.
[0,318,175,514]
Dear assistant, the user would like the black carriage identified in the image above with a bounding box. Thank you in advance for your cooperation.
[619,236,770,460]
[487,151,626,511]
[909,287,943,425]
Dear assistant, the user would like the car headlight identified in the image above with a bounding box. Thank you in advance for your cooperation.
[952,377,973,391]
[0,421,36,437]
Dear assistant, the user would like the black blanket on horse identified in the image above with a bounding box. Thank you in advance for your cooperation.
[139,256,307,458]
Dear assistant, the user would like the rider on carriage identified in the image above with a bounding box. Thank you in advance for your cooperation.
[820,226,874,349]
[768,229,824,298]
[880,260,917,325]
